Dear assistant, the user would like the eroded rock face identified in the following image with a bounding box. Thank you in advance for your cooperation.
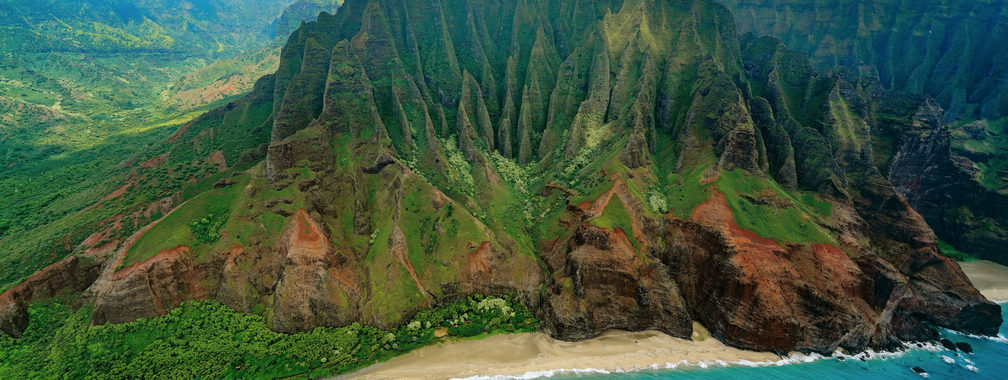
[542,225,692,341]
[662,190,999,352]
[0,246,112,337]
[668,192,880,352]
[886,98,1008,264]
[90,246,212,325]
[271,210,361,333]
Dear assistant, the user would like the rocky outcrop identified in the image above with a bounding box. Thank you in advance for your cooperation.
[885,97,1008,263]
[663,190,998,352]
[270,210,361,332]
[542,224,692,341]
[0,246,112,337]
[90,246,212,325]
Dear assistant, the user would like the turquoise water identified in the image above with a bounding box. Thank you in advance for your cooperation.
[563,304,1008,380]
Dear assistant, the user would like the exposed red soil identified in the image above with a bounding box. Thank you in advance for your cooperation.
[690,190,783,255]
[289,210,326,255]
[222,243,246,273]
[83,184,131,212]
[106,201,189,271]
[167,119,194,143]
[329,267,363,297]
[431,190,446,209]
[114,246,191,280]
[208,150,227,171]
[0,242,114,332]
[80,215,123,247]
[103,184,130,202]
[141,153,169,169]
[389,225,428,301]
[282,210,363,298]
[466,241,493,286]
[80,230,107,248]
[687,190,879,331]
[585,179,649,254]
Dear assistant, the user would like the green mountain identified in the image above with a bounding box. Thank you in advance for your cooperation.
[0,0,297,53]
[0,0,341,292]
[722,0,1008,265]
[270,0,343,39]
[0,0,1002,377]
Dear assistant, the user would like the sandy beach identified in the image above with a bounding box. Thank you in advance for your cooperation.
[960,259,1008,303]
[342,323,782,380]
[346,260,1008,380]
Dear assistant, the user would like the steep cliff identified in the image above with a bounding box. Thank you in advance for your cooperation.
[722,0,1008,264]
[1,0,1001,355]
[723,0,1008,122]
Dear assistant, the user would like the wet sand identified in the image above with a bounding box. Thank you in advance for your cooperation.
[343,323,781,380]
[960,259,1008,302]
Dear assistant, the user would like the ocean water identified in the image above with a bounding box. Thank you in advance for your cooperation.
[557,303,1008,380]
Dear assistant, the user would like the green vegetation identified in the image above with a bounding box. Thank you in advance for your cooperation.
[590,196,639,250]
[716,169,834,244]
[1,3,1005,378]
[190,209,230,245]
[938,240,977,262]
[0,0,344,289]
[0,295,536,379]
[122,176,247,267]
[655,162,835,245]
[663,164,715,218]
[443,136,476,197]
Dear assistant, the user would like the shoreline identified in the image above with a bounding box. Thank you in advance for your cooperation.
[347,260,1008,380]
[342,323,782,380]
[960,259,1008,303]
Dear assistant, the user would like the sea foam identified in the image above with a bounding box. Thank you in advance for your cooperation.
[450,341,951,380]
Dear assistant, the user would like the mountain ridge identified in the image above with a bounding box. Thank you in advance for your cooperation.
[722,0,1008,266]
[0,0,1001,365]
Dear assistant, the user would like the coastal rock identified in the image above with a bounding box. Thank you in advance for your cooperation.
[956,342,973,354]
[940,338,957,351]
[670,193,880,353]
[885,97,1008,264]
[542,225,692,341]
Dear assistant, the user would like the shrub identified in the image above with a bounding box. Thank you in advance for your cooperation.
[648,191,669,214]
[189,208,228,244]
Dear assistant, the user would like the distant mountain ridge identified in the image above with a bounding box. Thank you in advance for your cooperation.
[0,0,303,54]
[0,0,339,293]
[722,0,1008,122]
[721,0,1008,263]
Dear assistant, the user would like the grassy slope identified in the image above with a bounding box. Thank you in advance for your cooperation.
[590,195,639,250]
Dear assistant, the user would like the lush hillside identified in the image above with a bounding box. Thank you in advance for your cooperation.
[0,0,340,290]
[270,0,343,39]
[0,0,300,53]
[721,0,1008,263]
[0,0,1002,377]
